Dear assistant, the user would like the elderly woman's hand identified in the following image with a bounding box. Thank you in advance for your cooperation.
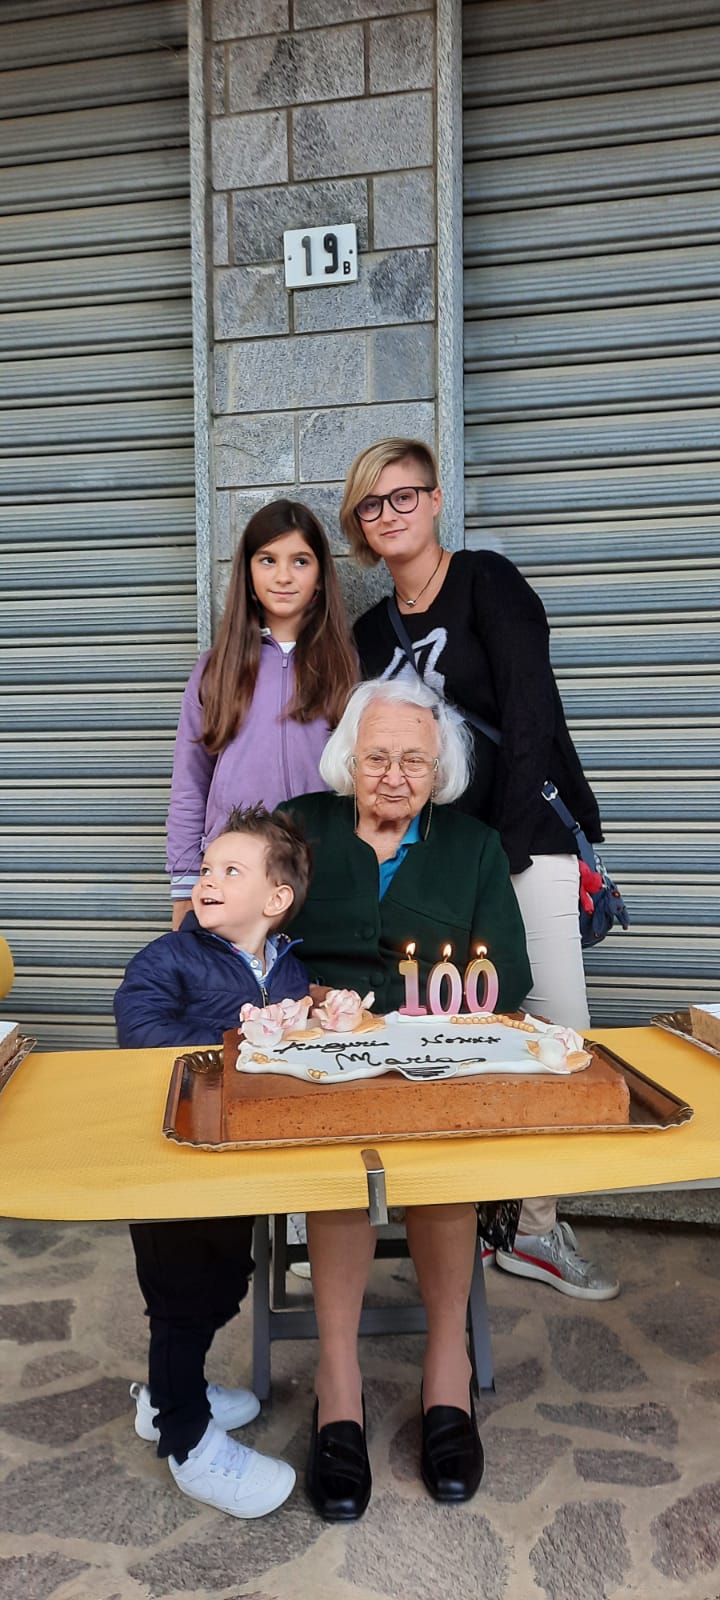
[309,983,331,1007]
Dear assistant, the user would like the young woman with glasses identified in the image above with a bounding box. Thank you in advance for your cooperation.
[341,437,619,1305]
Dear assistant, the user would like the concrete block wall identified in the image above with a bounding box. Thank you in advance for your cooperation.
[208,0,438,614]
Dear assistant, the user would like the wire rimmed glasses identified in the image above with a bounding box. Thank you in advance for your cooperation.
[352,752,439,779]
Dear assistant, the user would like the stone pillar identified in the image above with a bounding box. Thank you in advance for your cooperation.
[208,0,438,614]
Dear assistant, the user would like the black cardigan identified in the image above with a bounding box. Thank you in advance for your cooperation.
[286,792,532,1015]
[353,550,602,875]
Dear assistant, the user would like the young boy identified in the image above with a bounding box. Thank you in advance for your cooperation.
[114,804,312,1519]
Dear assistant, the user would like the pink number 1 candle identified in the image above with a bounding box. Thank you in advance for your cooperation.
[398,942,427,1015]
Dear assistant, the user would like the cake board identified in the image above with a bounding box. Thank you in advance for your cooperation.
[653,1011,720,1062]
[163,1041,692,1152]
[0,1036,37,1097]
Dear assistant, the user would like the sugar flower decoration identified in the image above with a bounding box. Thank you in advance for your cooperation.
[311,988,374,1032]
[239,995,312,1049]
[525,1018,590,1073]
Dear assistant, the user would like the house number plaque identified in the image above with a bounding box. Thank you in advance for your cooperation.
[283,223,358,289]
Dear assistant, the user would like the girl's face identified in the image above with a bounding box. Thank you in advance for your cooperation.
[355,458,442,564]
[250,529,321,639]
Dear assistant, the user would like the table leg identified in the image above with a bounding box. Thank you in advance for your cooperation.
[252,1216,272,1403]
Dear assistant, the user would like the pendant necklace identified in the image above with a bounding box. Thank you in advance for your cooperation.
[395,548,446,608]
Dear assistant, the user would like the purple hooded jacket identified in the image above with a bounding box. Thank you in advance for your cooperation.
[165,635,330,888]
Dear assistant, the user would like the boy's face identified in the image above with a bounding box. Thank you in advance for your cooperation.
[191,832,289,945]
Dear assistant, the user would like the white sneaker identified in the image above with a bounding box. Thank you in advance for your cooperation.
[130,1381,260,1442]
[169,1420,295,1518]
[495,1220,620,1301]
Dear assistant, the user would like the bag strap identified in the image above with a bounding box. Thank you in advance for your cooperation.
[387,595,502,745]
[386,594,595,863]
[540,782,597,871]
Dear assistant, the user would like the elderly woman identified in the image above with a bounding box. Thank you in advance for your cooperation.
[286,677,531,1521]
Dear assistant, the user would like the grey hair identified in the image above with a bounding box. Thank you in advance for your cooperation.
[319,677,473,804]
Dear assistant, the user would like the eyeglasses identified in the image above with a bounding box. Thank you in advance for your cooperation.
[352,753,439,779]
[355,486,435,522]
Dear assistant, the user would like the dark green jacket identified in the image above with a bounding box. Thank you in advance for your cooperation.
[286,792,532,1015]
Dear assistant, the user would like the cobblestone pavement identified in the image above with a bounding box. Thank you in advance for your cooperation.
[1,1218,720,1600]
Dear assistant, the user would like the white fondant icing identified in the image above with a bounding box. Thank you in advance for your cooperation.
[234,1013,590,1084]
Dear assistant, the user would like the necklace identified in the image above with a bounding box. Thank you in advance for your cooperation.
[394,548,446,608]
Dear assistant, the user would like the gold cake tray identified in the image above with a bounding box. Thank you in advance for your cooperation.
[652,1010,720,1061]
[162,1042,693,1151]
[0,1036,37,1097]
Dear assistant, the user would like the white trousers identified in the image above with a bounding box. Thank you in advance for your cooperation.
[510,854,589,1236]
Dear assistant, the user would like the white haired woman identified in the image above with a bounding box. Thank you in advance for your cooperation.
[285,678,531,1521]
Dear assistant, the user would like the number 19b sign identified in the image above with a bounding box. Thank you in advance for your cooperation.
[283,223,358,289]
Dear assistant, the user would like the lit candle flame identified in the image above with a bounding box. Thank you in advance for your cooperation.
[442,944,452,961]
[406,942,416,958]
[475,944,487,957]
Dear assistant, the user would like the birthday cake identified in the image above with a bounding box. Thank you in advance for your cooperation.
[0,1020,21,1073]
[221,1010,630,1146]
[689,1003,720,1051]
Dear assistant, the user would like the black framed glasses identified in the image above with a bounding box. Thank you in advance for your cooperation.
[355,486,435,522]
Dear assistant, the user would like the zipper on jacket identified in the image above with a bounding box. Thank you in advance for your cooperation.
[279,651,292,799]
[193,923,302,1005]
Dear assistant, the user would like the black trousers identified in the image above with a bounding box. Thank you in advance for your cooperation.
[130,1216,254,1462]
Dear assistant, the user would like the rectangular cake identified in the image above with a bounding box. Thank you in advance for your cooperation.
[221,1017,630,1145]
[689,1003,720,1051]
[0,1021,21,1073]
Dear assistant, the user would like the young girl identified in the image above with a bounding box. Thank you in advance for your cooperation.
[166,498,357,928]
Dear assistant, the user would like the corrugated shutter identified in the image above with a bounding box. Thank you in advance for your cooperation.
[463,0,719,1025]
[1,0,196,1048]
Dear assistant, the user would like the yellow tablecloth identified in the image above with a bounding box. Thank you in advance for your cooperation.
[0,1028,718,1222]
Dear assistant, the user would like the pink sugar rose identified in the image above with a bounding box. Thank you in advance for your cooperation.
[239,996,312,1049]
[275,995,313,1033]
[312,988,375,1032]
[541,1022,585,1057]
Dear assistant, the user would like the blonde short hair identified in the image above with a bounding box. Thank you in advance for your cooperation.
[339,437,440,567]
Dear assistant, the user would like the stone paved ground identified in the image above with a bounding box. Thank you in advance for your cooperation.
[1,1217,720,1600]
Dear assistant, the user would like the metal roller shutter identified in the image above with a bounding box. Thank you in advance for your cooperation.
[463,0,719,1026]
[1,0,195,1048]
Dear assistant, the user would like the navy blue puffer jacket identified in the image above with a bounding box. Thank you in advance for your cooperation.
[114,911,310,1049]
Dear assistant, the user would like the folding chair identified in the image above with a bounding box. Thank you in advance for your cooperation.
[252,1214,494,1402]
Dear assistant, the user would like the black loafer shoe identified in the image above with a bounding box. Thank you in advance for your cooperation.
[306,1398,371,1521]
[421,1391,484,1503]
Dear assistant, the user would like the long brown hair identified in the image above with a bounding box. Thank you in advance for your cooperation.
[199,500,357,754]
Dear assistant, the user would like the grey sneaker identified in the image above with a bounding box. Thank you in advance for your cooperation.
[495,1220,620,1300]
